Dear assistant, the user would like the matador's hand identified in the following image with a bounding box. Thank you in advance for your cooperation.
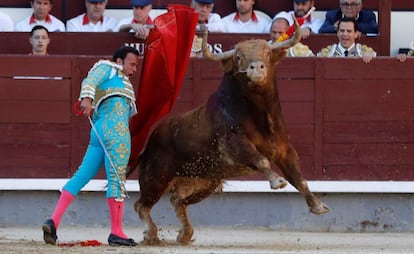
[80,98,93,117]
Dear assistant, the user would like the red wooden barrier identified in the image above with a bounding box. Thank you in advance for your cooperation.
[0,56,413,181]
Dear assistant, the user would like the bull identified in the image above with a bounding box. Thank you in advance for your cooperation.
[127,19,330,245]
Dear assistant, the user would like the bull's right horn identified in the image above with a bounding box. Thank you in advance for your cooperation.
[270,15,302,50]
[201,25,235,61]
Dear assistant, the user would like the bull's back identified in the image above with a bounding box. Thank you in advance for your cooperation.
[138,104,224,176]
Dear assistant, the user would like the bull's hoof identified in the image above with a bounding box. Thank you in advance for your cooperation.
[269,177,288,190]
[142,230,161,245]
[310,201,331,215]
[142,237,162,245]
[177,228,194,245]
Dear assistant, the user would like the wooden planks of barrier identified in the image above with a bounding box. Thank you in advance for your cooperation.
[0,56,413,180]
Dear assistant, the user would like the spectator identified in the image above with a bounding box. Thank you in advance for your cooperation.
[269,17,314,57]
[0,11,14,31]
[29,25,50,55]
[190,0,225,57]
[116,0,154,40]
[317,18,376,63]
[191,0,225,33]
[318,0,378,36]
[42,46,140,247]
[272,0,322,39]
[66,0,118,32]
[15,0,65,32]
[221,0,271,33]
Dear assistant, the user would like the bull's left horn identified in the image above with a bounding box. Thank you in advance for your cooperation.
[201,25,235,61]
[270,15,302,50]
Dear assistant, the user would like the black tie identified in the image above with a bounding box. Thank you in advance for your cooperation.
[344,50,349,57]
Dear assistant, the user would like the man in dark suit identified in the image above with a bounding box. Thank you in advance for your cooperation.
[318,0,378,36]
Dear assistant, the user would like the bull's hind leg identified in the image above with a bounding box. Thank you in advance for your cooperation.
[170,177,219,244]
[135,195,162,245]
[275,144,330,215]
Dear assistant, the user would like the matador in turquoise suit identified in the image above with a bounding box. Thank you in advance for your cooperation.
[42,46,140,247]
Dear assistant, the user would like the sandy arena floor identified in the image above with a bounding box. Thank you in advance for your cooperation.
[1,226,414,254]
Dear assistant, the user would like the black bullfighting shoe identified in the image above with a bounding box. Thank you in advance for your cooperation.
[42,219,57,245]
[108,233,137,246]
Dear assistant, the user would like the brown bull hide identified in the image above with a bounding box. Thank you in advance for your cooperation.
[127,22,330,245]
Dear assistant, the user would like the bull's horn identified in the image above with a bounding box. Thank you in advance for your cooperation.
[201,25,235,61]
[270,15,302,50]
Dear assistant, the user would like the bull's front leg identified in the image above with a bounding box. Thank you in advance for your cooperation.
[259,158,288,190]
[274,144,330,215]
[228,137,287,190]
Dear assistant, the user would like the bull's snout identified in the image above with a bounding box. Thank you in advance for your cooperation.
[246,61,267,83]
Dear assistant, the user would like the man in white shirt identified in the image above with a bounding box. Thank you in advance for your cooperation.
[269,17,314,57]
[116,0,154,40]
[0,11,14,31]
[272,0,322,39]
[191,0,225,33]
[221,0,271,33]
[66,0,118,32]
[15,0,65,32]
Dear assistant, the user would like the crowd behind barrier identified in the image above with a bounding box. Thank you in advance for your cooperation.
[1,0,410,22]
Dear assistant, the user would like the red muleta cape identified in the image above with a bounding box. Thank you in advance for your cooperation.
[128,5,198,169]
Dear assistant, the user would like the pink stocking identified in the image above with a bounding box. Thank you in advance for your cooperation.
[107,198,128,238]
[51,190,75,228]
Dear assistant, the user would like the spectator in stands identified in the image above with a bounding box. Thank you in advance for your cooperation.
[319,0,378,36]
[66,0,118,32]
[269,17,314,57]
[190,0,225,57]
[317,18,376,63]
[191,0,225,32]
[42,46,140,247]
[29,25,50,55]
[271,0,322,39]
[0,11,14,31]
[116,0,153,40]
[15,0,65,32]
[221,0,271,33]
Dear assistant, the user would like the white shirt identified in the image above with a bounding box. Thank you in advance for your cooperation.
[115,17,135,32]
[115,16,153,32]
[221,11,271,33]
[0,12,14,31]
[66,14,118,32]
[15,14,65,32]
[273,11,323,34]
[204,13,225,33]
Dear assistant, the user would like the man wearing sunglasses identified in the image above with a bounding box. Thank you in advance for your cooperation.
[318,0,378,36]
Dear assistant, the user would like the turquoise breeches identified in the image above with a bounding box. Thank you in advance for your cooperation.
[64,96,131,199]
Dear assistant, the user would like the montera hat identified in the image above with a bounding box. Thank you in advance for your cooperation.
[131,0,152,6]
